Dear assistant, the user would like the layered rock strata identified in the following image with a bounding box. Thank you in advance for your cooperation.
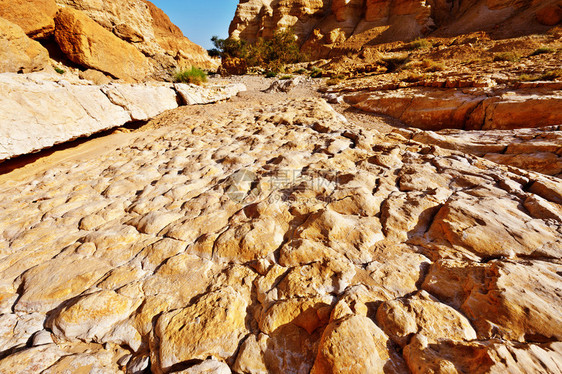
[0,98,560,373]
[0,73,246,160]
[396,126,562,177]
[343,87,562,131]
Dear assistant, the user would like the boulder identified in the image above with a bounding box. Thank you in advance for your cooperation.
[536,3,562,25]
[54,8,153,82]
[55,0,216,76]
[0,18,50,73]
[0,74,130,161]
[0,0,57,38]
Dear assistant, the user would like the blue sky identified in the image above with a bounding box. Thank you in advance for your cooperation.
[151,0,239,50]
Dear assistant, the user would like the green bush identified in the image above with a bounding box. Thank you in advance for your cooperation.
[493,52,520,62]
[279,75,293,80]
[265,71,277,78]
[173,67,207,85]
[309,67,323,78]
[518,69,561,82]
[530,47,554,56]
[408,38,431,50]
[212,29,306,73]
[54,67,65,75]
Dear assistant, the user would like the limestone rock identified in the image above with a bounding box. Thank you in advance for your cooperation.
[425,190,561,258]
[0,0,57,38]
[153,287,249,372]
[0,18,49,73]
[0,97,561,373]
[404,126,562,176]
[376,290,477,347]
[311,315,407,374]
[177,359,232,374]
[101,84,178,121]
[0,345,66,374]
[0,74,130,160]
[345,88,562,131]
[174,83,247,105]
[404,335,562,374]
[54,8,153,82]
[0,74,242,160]
[422,259,562,341]
[47,290,142,349]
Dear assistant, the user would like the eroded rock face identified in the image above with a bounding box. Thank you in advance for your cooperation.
[0,18,50,74]
[229,0,559,58]
[0,98,561,373]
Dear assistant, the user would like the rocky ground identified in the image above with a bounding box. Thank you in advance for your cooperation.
[0,72,561,373]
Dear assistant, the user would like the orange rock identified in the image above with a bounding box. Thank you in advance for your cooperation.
[54,8,152,82]
[536,3,562,25]
[0,0,57,38]
[0,17,49,73]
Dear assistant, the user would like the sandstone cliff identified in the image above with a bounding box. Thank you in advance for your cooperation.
[229,0,562,58]
[0,0,215,80]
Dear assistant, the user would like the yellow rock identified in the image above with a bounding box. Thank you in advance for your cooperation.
[153,287,249,372]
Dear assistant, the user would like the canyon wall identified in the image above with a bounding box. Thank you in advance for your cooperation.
[229,0,562,58]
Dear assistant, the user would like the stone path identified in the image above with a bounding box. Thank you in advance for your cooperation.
[0,91,561,373]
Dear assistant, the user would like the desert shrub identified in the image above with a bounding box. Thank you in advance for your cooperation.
[54,67,65,75]
[279,75,293,80]
[294,68,307,74]
[173,67,207,85]
[493,52,520,62]
[421,59,445,72]
[212,29,306,74]
[518,69,561,82]
[408,38,431,50]
[539,69,562,81]
[530,47,554,56]
[309,67,323,78]
[265,71,277,78]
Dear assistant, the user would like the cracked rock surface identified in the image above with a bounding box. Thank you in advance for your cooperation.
[0,96,561,373]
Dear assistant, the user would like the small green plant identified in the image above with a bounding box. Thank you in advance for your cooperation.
[279,75,293,80]
[173,67,207,85]
[265,71,277,78]
[54,67,65,75]
[518,69,562,82]
[539,69,562,81]
[493,52,520,62]
[530,47,554,56]
[293,68,306,74]
[408,38,431,50]
[310,67,323,78]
